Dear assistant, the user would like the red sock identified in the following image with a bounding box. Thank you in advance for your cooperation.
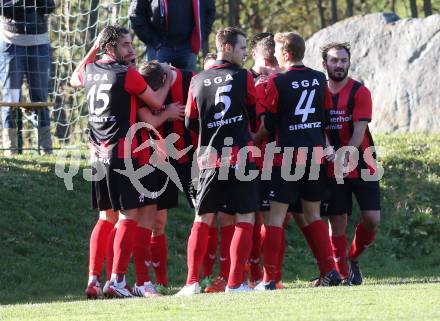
[133,226,152,286]
[186,222,210,285]
[89,219,114,277]
[274,230,286,282]
[227,223,253,288]
[151,234,168,286]
[331,234,348,278]
[262,225,283,283]
[304,220,336,275]
[219,224,235,279]
[105,227,117,281]
[249,223,263,282]
[203,227,218,278]
[112,219,137,275]
[349,224,376,261]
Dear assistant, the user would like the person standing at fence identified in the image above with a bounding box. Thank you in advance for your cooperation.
[0,0,55,155]
[129,0,216,72]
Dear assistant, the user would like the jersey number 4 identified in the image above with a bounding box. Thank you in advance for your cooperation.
[87,83,112,116]
[214,85,232,120]
[294,89,316,122]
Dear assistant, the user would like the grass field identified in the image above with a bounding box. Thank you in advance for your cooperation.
[0,133,439,320]
[1,283,440,321]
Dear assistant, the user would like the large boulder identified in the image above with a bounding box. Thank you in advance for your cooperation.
[303,13,440,133]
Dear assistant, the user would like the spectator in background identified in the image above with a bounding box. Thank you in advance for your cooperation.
[129,0,216,72]
[0,0,55,155]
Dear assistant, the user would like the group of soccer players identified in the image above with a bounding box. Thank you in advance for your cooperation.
[70,23,381,299]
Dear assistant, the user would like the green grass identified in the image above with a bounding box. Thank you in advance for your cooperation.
[0,133,439,320]
[1,283,440,321]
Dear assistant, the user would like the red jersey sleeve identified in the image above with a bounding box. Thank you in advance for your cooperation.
[246,71,257,105]
[324,85,332,110]
[353,86,372,122]
[185,83,199,134]
[124,67,148,96]
[261,75,279,113]
[255,81,268,118]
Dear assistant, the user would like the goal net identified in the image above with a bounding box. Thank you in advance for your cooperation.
[50,0,132,149]
[0,0,132,152]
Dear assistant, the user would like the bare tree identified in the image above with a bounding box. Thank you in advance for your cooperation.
[228,0,240,26]
[346,0,353,17]
[86,0,99,45]
[391,0,397,13]
[331,0,338,23]
[423,0,432,16]
[409,0,418,18]
[316,0,326,28]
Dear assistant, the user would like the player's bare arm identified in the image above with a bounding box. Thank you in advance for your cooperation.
[137,102,185,128]
[70,36,101,88]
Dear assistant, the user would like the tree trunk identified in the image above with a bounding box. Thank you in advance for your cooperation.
[423,0,432,16]
[331,0,338,23]
[409,0,418,18]
[346,0,353,17]
[316,0,326,28]
[87,0,99,45]
[390,0,396,13]
[228,0,240,26]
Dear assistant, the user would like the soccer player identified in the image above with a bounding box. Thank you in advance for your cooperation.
[177,26,259,295]
[248,32,278,288]
[254,32,341,289]
[137,61,195,290]
[321,42,381,285]
[70,25,177,298]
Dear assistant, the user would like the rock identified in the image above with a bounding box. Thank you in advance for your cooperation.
[303,13,440,133]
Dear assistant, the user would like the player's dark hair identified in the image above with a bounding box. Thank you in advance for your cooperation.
[254,35,277,66]
[274,32,305,62]
[99,25,130,53]
[216,27,246,51]
[139,60,165,91]
[321,42,351,61]
[250,32,274,52]
[204,52,217,64]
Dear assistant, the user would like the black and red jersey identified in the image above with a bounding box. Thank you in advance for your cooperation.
[81,60,148,159]
[325,78,377,178]
[262,66,331,150]
[159,68,195,164]
[185,60,257,169]
[137,68,195,166]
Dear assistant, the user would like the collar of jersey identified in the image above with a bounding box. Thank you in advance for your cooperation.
[209,60,238,69]
[287,65,307,71]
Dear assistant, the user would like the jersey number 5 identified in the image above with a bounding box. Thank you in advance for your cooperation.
[294,89,316,122]
[214,85,232,120]
[87,83,112,116]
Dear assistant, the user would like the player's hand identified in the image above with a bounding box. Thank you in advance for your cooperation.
[165,102,185,121]
[256,75,268,86]
[324,145,335,162]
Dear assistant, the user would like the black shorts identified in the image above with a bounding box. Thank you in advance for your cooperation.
[322,178,381,216]
[195,165,259,215]
[287,198,302,213]
[91,158,157,211]
[267,164,327,204]
[156,161,196,210]
[259,178,271,211]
